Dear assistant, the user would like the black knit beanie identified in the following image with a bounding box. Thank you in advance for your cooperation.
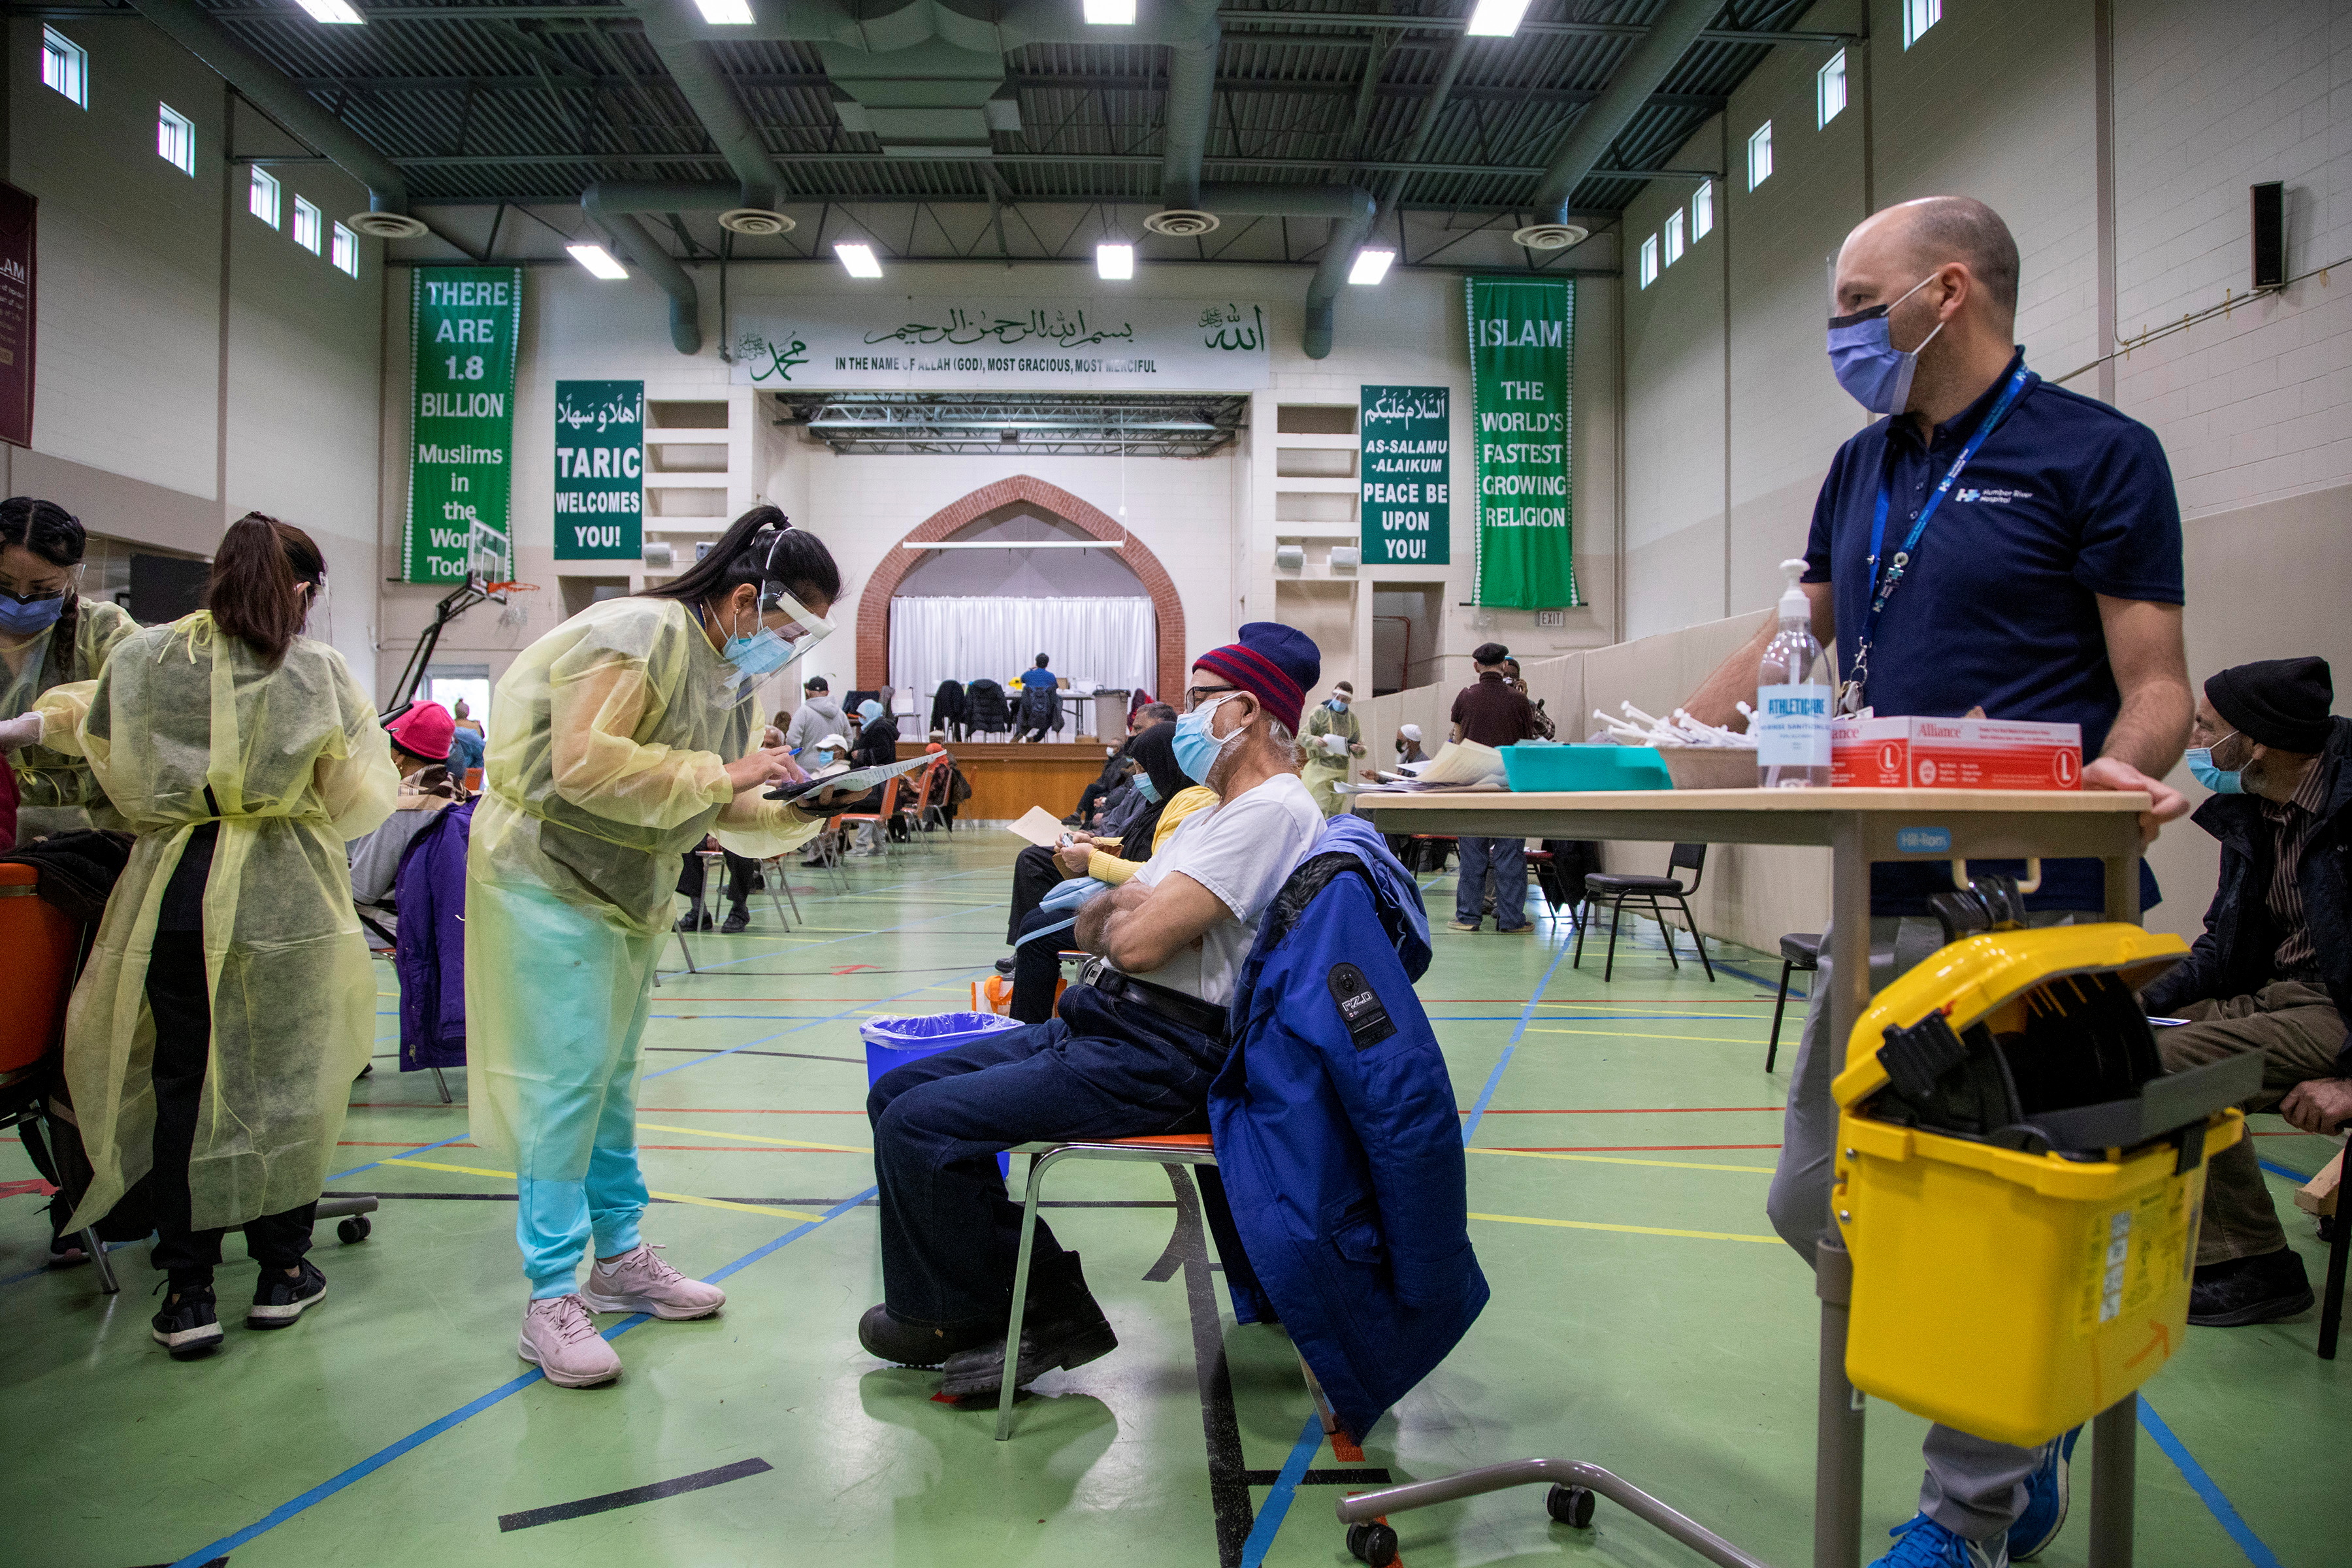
[2206,657,2334,753]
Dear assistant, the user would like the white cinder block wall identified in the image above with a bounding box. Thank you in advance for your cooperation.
[378,258,1625,713]
[7,16,387,688]
[1616,0,2352,942]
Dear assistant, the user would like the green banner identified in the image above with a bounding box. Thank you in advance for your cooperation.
[404,267,521,584]
[1359,384,1450,566]
[554,380,643,561]
[1467,278,1576,608]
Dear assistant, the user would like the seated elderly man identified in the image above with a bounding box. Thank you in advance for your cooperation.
[2142,656,2349,1327]
[862,624,1325,1397]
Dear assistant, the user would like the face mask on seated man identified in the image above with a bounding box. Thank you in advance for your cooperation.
[858,622,1328,1398]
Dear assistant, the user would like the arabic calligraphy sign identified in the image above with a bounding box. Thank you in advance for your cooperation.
[1359,385,1450,566]
[553,380,643,561]
[730,297,1270,391]
[404,266,521,583]
[1467,278,1577,608]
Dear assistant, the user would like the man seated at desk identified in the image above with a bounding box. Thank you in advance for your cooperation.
[860,623,1324,1397]
[2141,656,2349,1327]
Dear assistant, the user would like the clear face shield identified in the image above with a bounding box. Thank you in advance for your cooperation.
[717,525,838,691]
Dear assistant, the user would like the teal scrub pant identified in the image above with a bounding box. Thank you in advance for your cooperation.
[466,873,662,1299]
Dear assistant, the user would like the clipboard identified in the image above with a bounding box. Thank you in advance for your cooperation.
[762,753,928,802]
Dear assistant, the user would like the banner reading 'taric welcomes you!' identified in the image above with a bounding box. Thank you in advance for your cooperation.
[1467,278,1576,608]
[404,267,521,584]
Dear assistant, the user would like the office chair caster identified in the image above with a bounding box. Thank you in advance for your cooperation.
[1546,1483,1596,1527]
[1346,1520,1399,1565]
[336,1216,372,1243]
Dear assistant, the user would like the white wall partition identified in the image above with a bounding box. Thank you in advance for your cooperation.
[889,596,1155,727]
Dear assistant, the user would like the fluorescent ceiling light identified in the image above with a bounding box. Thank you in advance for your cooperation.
[1463,0,1532,37]
[1096,242,1134,280]
[291,0,366,22]
[567,243,629,280]
[1083,0,1137,23]
[835,242,883,278]
[693,0,755,22]
[1348,248,1396,286]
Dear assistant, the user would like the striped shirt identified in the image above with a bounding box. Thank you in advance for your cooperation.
[2261,755,2334,981]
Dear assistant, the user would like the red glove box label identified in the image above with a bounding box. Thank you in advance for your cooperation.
[1831,716,2083,791]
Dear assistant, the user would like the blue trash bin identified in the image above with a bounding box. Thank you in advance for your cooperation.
[859,1011,1026,1178]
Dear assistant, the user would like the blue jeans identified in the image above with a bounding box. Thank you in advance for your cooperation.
[1454,837,1527,930]
[867,986,1224,1330]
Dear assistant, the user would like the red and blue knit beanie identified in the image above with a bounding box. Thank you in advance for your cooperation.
[1193,621,1321,732]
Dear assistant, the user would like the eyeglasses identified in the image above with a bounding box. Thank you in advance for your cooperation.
[1183,683,1241,711]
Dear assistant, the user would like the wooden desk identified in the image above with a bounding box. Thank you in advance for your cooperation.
[898,740,1118,822]
[1352,786,2153,1568]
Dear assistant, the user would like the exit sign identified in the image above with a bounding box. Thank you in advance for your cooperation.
[1535,610,1566,628]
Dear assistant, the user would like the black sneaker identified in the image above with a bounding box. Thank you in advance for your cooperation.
[248,1258,329,1328]
[674,910,714,932]
[936,1251,1118,1399]
[858,1304,994,1369]
[153,1286,225,1359]
[721,906,751,935]
[2188,1247,2313,1327]
[994,956,1017,977]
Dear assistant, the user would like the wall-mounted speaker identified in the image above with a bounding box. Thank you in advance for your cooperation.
[2251,182,2284,289]
[1328,546,1361,571]
[1274,544,1304,572]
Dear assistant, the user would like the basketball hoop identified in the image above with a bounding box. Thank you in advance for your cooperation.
[482,580,540,600]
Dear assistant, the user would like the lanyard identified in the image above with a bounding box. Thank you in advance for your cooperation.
[1844,364,2034,709]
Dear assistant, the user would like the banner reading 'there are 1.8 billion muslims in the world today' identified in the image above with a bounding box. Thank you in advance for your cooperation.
[1467,277,1576,608]
[404,267,521,584]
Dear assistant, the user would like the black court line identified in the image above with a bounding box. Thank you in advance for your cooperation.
[640,1046,865,1064]
[497,1457,772,1533]
[1161,1164,1256,1568]
[135,1560,227,1567]
[1241,1468,1394,1487]
[325,1191,1181,1211]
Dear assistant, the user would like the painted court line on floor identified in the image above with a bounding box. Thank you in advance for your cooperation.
[1237,1412,1327,1568]
[1469,1211,1783,1244]
[1458,936,1577,1146]
[386,1156,825,1223]
[497,1456,774,1532]
[2137,1397,2286,1568]
[1466,1147,1775,1173]
[161,1187,877,1568]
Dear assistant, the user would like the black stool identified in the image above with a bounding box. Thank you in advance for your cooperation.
[1767,932,1821,1072]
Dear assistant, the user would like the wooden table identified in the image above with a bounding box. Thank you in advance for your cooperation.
[900,740,1119,823]
[1348,787,2154,1568]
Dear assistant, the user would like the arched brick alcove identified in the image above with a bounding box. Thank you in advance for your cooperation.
[855,474,1188,702]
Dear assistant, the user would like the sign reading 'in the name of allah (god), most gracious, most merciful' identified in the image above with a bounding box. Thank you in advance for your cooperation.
[729,298,1272,391]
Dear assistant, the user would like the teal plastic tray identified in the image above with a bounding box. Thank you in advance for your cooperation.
[1498,743,1674,792]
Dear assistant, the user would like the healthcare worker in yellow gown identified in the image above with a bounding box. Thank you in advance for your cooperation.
[468,505,842,1388]
[62,514,400,1360]
[0,497,139,838]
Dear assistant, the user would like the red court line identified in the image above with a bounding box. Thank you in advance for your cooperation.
[1460,1105,1782,1115]
[638,1107,866,1115]
[1484,1142,1784,1152]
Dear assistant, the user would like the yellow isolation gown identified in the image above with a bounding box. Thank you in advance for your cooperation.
[0,595,137,837]
[63,613,400,1232]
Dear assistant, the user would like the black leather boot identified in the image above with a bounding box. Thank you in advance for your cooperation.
[935,1250,1118,1399]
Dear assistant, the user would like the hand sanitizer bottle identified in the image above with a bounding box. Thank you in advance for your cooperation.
[1756,558,1831,788]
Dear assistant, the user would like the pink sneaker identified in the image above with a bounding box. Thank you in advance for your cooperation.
[519,1294,622,1388]
[580,1243,727,1320]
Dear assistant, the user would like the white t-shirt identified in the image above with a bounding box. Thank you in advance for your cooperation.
[1129,771,1324,1007]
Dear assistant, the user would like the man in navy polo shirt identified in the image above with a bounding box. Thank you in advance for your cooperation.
[1687,197,2193,1568]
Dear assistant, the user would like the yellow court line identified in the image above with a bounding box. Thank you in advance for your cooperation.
[383,1156,824,1224]
[1467,1147,1774,1174]
[1525,1026,1769,1045]
[1469,1211,1782,1244]
[637,1121,873,1154]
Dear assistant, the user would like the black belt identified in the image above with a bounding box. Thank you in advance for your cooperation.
[1080,958,1230,1042]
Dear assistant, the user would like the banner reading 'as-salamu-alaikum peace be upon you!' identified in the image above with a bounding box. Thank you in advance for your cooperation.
[1467,278,1576,608]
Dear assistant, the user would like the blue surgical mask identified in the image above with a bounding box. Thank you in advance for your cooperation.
[0,593,67,636]
[809,749,834,768]
[1827,273,1944,415]
[1171,694,1241,784]
[723,627,794,685]
[1133,774,1161,805]
[1328,698,1348,713]
[2185,736,2244,795]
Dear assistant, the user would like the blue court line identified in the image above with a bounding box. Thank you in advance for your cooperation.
[1237,1412,1327,1568]
[327,1134,475,1183]
[0,1238,139,1292]
[2136,1397,2285,1568]
[2257,1160,2313,1183]
[1458,936,1577,1147]
[640,960,994,1081]
[672,865,1002,975]
[163,1185,878,1568]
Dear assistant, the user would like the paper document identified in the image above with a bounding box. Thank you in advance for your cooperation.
[763,753,928,802]
[1006,806,1070,848]
[1409,739,1508,785]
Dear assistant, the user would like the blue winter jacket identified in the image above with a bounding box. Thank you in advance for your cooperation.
[394,798,474,1072]
[1207,813,1489,1439]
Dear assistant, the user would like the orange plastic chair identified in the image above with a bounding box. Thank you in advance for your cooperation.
[834,776,901,858]
[0,862,118,1292]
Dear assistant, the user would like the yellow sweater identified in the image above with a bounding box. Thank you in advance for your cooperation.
[1086,785,1217,883]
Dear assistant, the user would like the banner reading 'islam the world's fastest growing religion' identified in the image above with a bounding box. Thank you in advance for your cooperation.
[1467,278,1576,608]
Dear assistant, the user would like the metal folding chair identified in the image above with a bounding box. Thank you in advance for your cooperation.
[995,1134,1341,1445]
[1571,842,1714,982]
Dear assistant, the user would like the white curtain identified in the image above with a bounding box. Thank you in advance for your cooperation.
[890,596,1156,732]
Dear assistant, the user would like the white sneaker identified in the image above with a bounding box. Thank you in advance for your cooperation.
[580,1242,727,1320]
[519,1294,622,1388]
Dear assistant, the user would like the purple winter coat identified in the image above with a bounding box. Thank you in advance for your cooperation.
[394,798,474,1071]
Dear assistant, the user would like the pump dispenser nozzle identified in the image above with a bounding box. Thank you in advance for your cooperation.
[1777,558,1810,623]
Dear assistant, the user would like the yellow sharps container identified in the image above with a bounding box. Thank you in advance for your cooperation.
[1828,923,2256,1449]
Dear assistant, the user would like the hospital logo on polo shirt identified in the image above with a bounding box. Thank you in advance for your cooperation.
[1955,486,2031,505]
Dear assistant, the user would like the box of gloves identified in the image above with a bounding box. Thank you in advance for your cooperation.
[1831,715,2083,791]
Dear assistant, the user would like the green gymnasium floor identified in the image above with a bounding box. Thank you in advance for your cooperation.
[3,832,2344,1568]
